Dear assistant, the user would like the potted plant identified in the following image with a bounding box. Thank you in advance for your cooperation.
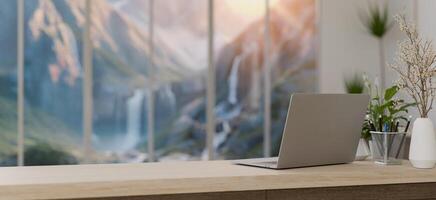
[363,76,414,161]
[344,74,370,160]
[359,2,393,91]
[344,74,365,94]
[390,14,436,168]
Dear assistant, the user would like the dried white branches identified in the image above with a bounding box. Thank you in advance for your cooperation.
[390,14,436,118]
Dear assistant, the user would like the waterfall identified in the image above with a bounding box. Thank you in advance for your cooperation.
[162,84,177,113]
[213,122,231,149]
[201,121,232,160]
[228,56,242,105]
[122,89,145,151]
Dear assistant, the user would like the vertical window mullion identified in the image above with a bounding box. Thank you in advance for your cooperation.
[83,0,93,163]
[263,0,271,158]
[147,0,155,162]
[146,88,155,162]
[206,0,215,160]
[17,0,25,166]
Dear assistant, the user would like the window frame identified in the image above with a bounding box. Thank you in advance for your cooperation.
[14,0,316,164]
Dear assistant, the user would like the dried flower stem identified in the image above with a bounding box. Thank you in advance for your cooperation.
[390,14,436,118]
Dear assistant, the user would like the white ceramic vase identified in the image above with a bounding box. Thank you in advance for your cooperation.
[409,118,436,169]
[355,138,370,161]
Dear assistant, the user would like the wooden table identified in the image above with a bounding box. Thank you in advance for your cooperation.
[1,160,436,200]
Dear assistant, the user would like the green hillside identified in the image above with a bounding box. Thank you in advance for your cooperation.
[0,96,79,165]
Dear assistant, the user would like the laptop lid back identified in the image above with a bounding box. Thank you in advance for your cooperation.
[276,94,369,169]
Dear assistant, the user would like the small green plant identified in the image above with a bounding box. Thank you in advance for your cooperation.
[363,76,414,139]
[344,74,365,94]
[359,2,393,91]
[359,3,392,38]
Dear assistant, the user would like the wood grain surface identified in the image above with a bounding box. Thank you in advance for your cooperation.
[0,160,435,200]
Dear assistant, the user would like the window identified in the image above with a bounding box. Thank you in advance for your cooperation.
[153,0,208,161]
[0,1,18,166]
[5,0,317,165]
[214,0,266,159]
[91,0,152,163]
[268,0,317,155]
[23,0,84,165]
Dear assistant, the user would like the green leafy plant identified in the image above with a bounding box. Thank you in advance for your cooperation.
[359,2,393,91]
[363,77,414,139]
[361,117,372,141]
[360,3,391,38]
[345,74,370,139]
[344,74,365,94]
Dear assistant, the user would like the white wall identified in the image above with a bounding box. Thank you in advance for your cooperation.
[417,0,436,34]
[318,0,436,121]
[319,0,413,93]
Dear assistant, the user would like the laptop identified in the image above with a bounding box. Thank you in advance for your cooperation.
[234,93,370,169]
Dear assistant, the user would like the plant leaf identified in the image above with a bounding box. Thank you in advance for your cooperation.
[384,85,398,100]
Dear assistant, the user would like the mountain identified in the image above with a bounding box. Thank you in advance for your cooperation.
[139,0,317,159]
[212,0,317,158]
[0,0,209,162]
[22,0,205,133]
[0,0,317,162]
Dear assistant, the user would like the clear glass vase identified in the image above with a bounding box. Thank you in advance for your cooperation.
[370,131,407,165]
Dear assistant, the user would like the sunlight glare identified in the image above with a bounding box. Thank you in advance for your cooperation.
[225,0,279,17]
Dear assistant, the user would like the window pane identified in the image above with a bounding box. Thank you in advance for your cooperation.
[24,0,84,165]
[153,0,208,161]
[214,0,318,159]
[92,0,151,163]
[215,0,265,159]
[0,1,18,166]
[269,0,317,155]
